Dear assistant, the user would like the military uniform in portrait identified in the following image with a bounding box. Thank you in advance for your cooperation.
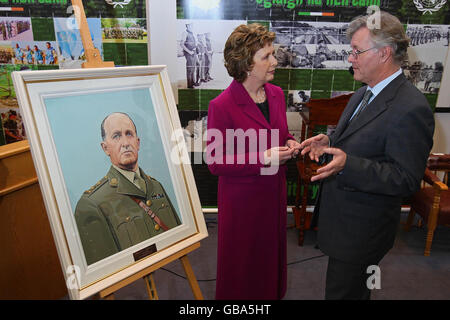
[75,166,181,265]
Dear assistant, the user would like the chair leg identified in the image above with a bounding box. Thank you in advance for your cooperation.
[404,209,415,231]
[424,204,439,256]
[424,227,436,256]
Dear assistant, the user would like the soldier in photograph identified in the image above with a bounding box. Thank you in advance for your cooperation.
[181,23,198,88]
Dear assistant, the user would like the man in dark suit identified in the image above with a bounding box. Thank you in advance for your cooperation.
[300,11,435,299]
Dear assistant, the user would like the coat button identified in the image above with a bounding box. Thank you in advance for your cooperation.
[126,217,130,222]
[161,203,165,208]
[154,224,160,231]
[146,200,152,207]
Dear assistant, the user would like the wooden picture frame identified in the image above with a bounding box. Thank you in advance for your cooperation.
[12,65,207,299]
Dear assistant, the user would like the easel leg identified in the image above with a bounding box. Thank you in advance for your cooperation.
[144,273,159,300]
[180,255,204,300]
[94,293,114,300]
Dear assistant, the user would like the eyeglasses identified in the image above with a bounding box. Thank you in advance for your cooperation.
[347,47,377,59]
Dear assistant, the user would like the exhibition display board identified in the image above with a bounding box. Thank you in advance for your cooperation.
[174,0,450,206]
[0,0,149,146]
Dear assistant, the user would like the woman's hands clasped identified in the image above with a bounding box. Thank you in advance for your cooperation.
[263,139,302,166]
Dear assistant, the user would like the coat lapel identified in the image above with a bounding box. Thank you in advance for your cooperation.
[265,83,279,128]
[109,166,146,198]
[229,80,272,129]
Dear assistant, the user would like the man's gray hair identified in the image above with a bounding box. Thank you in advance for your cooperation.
[346,11,409,65]
[101,112,138,141]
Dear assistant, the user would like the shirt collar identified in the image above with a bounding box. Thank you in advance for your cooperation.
[368,68,402,98]
[113,164,140,184]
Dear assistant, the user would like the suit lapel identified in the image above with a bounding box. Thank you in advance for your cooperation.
[229,80,272,129]
[334,73,407,145]
[335,94,388,144]
[332,88,366,142]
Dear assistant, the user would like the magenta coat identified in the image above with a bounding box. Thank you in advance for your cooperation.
[207,80,294,299]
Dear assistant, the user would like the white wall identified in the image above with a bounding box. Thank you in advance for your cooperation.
[147,0,179,101]
[148,0,450,153]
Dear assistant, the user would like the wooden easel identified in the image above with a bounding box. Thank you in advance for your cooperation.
[97,242,204,300]
[71,0,114,68]
[71,0,203,300]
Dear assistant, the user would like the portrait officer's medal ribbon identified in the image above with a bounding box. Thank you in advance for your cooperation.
[130,196,169,231]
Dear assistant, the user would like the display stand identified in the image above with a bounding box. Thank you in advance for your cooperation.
[97,242,204,300]
[71,0,114,68]
[70,0,203,300]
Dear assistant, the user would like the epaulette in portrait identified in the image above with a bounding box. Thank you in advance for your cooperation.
[83,176,108,196]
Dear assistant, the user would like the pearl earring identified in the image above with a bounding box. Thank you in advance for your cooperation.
[247,71,251,77]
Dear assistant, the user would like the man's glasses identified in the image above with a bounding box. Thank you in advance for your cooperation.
[347,47,377,59]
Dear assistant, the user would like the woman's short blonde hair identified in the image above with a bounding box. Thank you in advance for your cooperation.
[224,23,275,83]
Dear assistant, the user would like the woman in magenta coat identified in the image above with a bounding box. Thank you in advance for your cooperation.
[206,24,302,299]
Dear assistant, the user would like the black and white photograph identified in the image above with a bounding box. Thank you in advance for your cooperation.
[291,21,350,45]
[277,43,351,69]
[179,110,208,153]
[287,89,310,112]
[406,24,450,48]
[405,46,447,93]
[271,21,352,70]
[271,21,294,46]
[176,19,245,89]
[272,21,350,46]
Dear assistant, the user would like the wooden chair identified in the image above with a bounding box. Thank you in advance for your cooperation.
[293,93,353,245]
[404,154,450,256]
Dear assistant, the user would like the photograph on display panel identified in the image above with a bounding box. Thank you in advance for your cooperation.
[404,24,449,95]
[101,18,147,43]
[11,41,59,65]
[176,19,246,89]
[0,17,33,42]
[12,66,207,299]
[53,18,103,69]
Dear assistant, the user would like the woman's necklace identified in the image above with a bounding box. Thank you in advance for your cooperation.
[255,88,266,104]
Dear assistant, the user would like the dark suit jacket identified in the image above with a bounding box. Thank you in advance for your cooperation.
[315,73,435,264]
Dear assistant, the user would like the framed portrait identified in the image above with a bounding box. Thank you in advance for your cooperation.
[12,65,208,300]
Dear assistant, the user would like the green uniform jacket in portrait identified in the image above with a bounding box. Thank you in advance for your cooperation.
[75,166,181,265]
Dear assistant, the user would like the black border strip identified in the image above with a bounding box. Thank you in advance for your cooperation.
[435,107,450,113]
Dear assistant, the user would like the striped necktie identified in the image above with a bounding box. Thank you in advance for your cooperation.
[350,90,373,123]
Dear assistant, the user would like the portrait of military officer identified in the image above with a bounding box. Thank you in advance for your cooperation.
[74,112,181,265]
